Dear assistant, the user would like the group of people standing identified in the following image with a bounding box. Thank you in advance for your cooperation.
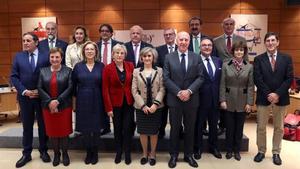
[10,16,293,169]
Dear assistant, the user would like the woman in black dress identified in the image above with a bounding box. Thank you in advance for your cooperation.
[72,41,105,165]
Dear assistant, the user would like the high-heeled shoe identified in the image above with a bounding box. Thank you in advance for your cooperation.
[52,152,61,167]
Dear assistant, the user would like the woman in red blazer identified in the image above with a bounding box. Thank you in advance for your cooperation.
[102,44,135,165]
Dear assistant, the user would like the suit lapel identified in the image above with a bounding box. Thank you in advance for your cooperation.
[262,53,274,73]
[185,52,193,77]
[221,35,230,55]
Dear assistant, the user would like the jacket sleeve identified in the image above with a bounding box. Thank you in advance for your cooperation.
[154,68,165,106]
[65,45,72,69]
[219,62,227,102]
[57,68,73,105]
[37,69,52,108]
[131,69,145,109]
[275,55,294,97]
[163,55,181,96]
[187,58,204,93]
[10,55,26,94]
[253,56,272,98]
[247,65,254,105]
[102,67,113,113]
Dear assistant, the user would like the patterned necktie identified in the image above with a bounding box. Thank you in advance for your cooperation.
[271,54,276,71]
[30,53,35,71]
[169,46,173,53]
[49,40,54,49]
[227,36,231,52]
[194,37,200,54]
[180,53,186,75]
[103,41,108,65]
[206,58,214,79]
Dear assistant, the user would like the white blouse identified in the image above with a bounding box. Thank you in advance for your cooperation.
[65,43,83,69]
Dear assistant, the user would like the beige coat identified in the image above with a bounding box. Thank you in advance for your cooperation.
[219,59,254,112]
[132,67,165,109]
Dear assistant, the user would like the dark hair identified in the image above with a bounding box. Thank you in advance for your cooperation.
[200,36,214,44]
[23,32,39,45]
[71,26,89,44]
[188,16,203,26]
[231,41,248,55]
[49,47,64,59]
[264,32,279,42]
[99,24,113,33]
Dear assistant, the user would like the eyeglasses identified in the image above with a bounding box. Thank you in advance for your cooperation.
[201,44,213,48]
[100,29,111,33]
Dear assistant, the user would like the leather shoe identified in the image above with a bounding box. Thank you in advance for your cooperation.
[272,154,282,165]
[209,148,222,159]
[149,158,156,166]
[140,157,148,165]
[16,155,32,168]
[203,129,209,136]
[194,151,202,160]
[100,128,111,135]
[254,152,265,162]
[114,152,122,164]
[40,152,51,162]
[234,152,241,161]
[225,152,232,159]
[184,156,198,168]
[168,156,177,168]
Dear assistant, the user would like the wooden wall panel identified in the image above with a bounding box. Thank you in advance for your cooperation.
[160,0,201,10]
[241,0,282,9]
[87,24,124,38]
[201,0,240,9]
[202,23,223,37]
[280,37,300,50]
[9,12,46,25]
[281,50,300,63]
[0,39,10,51]
[160,10,200,22]
[85,11,123,24]
[280,23,300,36]
[268,23,280,33]
[124,10,160,24]
[280,9,300,22]
[0,52,11,64]
[8,0,45,13]
[123,0,159,9]
[160,23,189,32]
[123,23,160,30]
[241,9,280,22]
[45,0,84,12]
[0,14,9,25]
[0,26,9,39]
[46,12,84,25]
[0,0,8,13]
[9,39,22,52]
[201,10,241,23]
[84,0,123,11]
[8,26,21,39]
[0,65,11,77]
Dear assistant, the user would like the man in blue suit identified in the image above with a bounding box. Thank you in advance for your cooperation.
[38,22,68,64]
[194,37,222,160]
[11,32,51,168]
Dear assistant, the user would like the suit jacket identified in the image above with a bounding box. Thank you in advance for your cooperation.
[199,56,222,109]
[102,61,134,113]
[163,51,204,107]
[156,44,178,68]
[213,34,247,62]
[132,67,165,109]
[254,52,293,106]
[37,65,73,110]
[219,59,254,112]
[96,39,122,61]
[39,39,68,63]
[125,41,153,67]
[188,33,208,53]
[11,50,50,98]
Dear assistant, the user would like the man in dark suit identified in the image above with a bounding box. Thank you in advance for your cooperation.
[11,32,51,168]
[96,23,122,135]
[164,31,204,168]
[156,28,177,138]
[253,32,294,166]
[188,16,208,54]
[194,37,222,160]
[125,25,153,67]
[38,22,68,64]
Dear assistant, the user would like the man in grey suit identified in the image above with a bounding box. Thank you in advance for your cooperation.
[214,17,247,62]
[164,31,204,168]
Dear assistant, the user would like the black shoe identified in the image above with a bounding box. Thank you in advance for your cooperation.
[16,155,32,168]
[272,154,282,165]
[114,152,122,164]
[225,152,232,159]
[140,157,148,165]
[85,151,92,164]
[149,158,156,166]
[168,156,177,168]
[184,156,198,168]
[62,152,70,166]
[217,128,225,136]
[234,152,241,161]
[125,153,131,165]
[52,152,61,166]
[203,129,209,136]
[40,152,51,162]
[193,151,202,160]
[209,148,222,159]
[91,152,98,165]
[254,152,265,162]
[100,128,111,135]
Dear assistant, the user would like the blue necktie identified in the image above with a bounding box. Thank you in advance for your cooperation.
[30,53,35,71]
[206,58,214,79]
[180,53,186,75]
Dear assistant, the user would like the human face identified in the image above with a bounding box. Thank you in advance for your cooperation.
[113,48,126,64]
[50,51,62,68]
[142,52,154,66]
[75,28,85,43]
[264,35,279,54]
[234,48,245,60]
[100,26,112,42]
[189,19,201,36]
[177,32,190,53]
[223,19,235,35]
[45,22,57,38]
[164,29,176,45]
[130,27,142,44]
[84,44,96,61]
[23,34,38,53]
[200,39,213,57]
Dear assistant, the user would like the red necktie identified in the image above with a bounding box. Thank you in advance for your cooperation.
[271,54,276,71]
[227,36,231,52]
[103,42,108,65]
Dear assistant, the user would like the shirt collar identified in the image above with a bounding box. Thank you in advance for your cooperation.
[192,33,201,38]
[178,50,188,57]
[267,51,278,57]
[132,41,141,47]
[224,33,234,38]
[102,39,112,45]
[201,54,211,61]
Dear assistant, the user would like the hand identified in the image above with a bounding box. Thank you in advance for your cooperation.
[267,93,279,104]
[107,111,113,117]
[48,100,59,113]
[25,90,39,98]
[181,90,191,101]
[220,102,227,110]
[142,106,150,114]
[149,104,158,113]
[245,104,252,113]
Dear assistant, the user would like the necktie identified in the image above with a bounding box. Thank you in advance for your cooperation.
[30,53,35,71]
[49,40,54,49]
[180,53,186,75]
[227,36,231,52]
[271,54,276,71]
[103,42,108,65]
[169,46,173,53]
[194,37,200,54]
[134,44,139,66]
[206,58,214,79]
